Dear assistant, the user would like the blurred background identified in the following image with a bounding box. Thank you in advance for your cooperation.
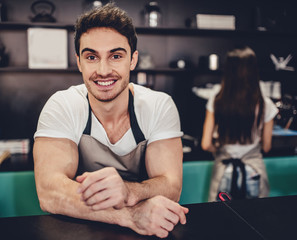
[1,0,297,170]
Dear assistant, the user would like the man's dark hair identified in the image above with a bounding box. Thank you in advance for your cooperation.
[74,3,137,57]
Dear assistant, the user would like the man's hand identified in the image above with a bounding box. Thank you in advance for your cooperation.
[76,167,130,210]
[129,195,189,238]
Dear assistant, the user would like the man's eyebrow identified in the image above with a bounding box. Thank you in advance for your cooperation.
[81,48,96,55]
[110,47,127,53]
[80,47,127,55]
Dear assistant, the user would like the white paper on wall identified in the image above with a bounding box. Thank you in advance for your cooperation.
[28,27,68,69]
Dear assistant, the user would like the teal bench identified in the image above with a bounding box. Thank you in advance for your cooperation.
[180,156,297,205]
[264,156,297,197]
[179,161,213,205]
[0,171,46,217]
[1,156,297,217]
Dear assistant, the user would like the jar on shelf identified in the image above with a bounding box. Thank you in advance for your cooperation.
[143,1,162,27]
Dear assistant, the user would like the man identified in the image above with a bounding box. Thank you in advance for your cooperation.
[33,3,188,238]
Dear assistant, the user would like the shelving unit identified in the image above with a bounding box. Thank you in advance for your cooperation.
[2,21,297,37]
[2,21,296,77]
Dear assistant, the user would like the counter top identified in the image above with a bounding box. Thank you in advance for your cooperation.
[1,195,297,239]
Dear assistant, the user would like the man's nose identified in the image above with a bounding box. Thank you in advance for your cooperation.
[96,60,112,77]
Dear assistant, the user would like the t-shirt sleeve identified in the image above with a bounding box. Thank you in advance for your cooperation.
[264,97,279,123]
[34,91,87,145]
[142,95,183,145]
[206,94,215,112]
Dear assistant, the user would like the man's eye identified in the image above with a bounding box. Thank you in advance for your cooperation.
[112,54,122,60]
[87,55,96,60]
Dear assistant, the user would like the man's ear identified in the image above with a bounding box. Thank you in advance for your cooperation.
[130,50,138,71]
[76,55,82,72]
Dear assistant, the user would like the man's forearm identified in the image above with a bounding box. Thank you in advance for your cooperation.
[125,174,182,206]
[36,174,133,228]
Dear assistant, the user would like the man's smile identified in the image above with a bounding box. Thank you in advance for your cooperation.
[94,80,116,86]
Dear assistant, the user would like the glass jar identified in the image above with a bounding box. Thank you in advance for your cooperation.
[144,2,162,27]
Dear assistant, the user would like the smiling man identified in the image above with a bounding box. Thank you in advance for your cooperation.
[33,3,188,238]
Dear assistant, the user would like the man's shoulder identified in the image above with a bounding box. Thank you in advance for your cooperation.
[133,84,171,103]
[46,84,88,114]
[50,84,87,104]
[132,84,176,120]
[53,84,87,98]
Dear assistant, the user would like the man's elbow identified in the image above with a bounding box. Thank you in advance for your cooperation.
[168,176,182,202]
[174,184,182,202]
[37,194,52,214]
[38,198,51,213]
[35,184,57,214]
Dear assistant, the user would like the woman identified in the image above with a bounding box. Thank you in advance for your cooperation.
[201,46,278,201]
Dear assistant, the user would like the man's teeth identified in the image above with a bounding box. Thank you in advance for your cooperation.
[96,81,114,86]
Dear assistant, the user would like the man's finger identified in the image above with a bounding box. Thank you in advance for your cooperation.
[81,181,108,201]
[76,172,89,183]
[78,168,119,194]
[77,171,106,193]
[163,209,179,225]
[166,201,187,225]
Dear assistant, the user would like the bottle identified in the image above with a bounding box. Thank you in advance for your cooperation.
[144,2,162,27]
[0,3,8,22]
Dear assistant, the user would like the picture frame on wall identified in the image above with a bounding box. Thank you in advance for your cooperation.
[27,27,68,69]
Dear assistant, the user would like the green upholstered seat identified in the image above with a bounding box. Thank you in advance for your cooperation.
[0,171,47,217]
[263,156,297,197]
[179,161,214,205]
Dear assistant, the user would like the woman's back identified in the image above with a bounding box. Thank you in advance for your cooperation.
[214,46,264,146]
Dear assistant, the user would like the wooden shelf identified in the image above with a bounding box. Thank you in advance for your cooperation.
[1,21,297,37]
[135,27,297,37]
[0,66,79,73]
[0,66,222,75]
[134,68,223,75]
[0,21,74,30]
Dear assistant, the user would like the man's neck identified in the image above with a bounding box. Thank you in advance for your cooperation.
[90,88,129,123]
[88,85,132,144]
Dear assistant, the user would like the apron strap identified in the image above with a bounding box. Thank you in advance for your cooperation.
[222,158,247,199]
[128,90,146,144]
[83,91,146,144]
[83,94,92,135]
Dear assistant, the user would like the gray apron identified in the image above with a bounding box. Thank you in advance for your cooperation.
[208,145,269,201]
[77,91,148,182]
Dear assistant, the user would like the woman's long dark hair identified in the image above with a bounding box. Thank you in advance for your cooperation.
[214,46,264,145]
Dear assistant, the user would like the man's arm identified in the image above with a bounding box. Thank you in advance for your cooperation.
[33,137,188,238]
[33,137,119,221]
[128,137,184,203]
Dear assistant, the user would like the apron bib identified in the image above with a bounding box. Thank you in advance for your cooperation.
[77,91,148,182]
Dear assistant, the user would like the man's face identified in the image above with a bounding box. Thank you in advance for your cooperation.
[76,27,138,102]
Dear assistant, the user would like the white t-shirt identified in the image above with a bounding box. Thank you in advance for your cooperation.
[206,94,278,158]
[34,83,183,156]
